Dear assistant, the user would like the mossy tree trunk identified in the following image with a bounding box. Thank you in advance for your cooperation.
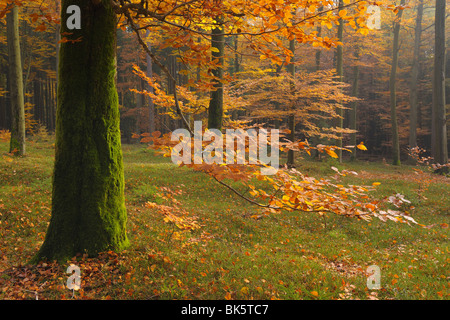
[34,0,129,262]
[6,4,25,156]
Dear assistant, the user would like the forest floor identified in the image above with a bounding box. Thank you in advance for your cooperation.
[0,135,449,300]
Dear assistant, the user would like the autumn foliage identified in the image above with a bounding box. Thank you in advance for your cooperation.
[134,128,424,227]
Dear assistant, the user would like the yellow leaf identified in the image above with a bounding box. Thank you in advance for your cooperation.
[241,287,249,295]
[231,7,240,15]
[211,46,220,53]
[323,21,333,29]
[310,290,319,297]
[357,142,368,151]
[225,292,232,300]
[372,182,381,186]
[338,9,347,18]
[358,27,369,36]
[325,148,338,158]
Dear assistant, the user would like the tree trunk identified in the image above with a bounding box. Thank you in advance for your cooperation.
[287,38,296,167]
[6,4,25,155]
[389,0,405,166]
[336,0,344,162]
[350,46,360,161]
[208,14,224,131]
[146,31,155,133]
[34,0,129,262]
[431,0,448,166]
[234,35,239,74]
[409,0,423,157]
[315,7,324,72]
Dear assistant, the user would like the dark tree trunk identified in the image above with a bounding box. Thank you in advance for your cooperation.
[208,16,224,131]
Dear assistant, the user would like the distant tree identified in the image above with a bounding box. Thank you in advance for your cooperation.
[389,0,406,166]
[335,0,344,162]
[408,0,423,155]
[208,12,225,131]
[6,3,25,155]
[287,38,296,167]
[431,0,448,167]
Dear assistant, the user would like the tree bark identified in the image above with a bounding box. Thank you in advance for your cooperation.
[336,0,344,162]
[408,0,423,156]
[389,0,406,166]
[146,31,155,133]
[287,38,296,167]
[349,46,360,161]
[315,7,324,72]
[208,14,224,131]
[6,4,25,155]
[34,0,129,262]
[431,0,448,166]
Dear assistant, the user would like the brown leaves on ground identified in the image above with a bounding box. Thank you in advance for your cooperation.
[0,251,128,300]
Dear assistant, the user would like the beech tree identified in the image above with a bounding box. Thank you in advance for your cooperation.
[34,0,129,262]
[388,0,406,166]
[408,0,423,154]
[431,0,448,167]
[208,13,225,131]
[6,3,25,155]
[335,0,344,162]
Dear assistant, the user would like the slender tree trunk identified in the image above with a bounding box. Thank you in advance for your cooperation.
[234,35,239,74]
[389,0,405,166]
[315,7,324,72]
[287,38,296,167]
[6,4,25,155]
[336,0,344,162]
[208,11,224,131]
[350,46,360,161]
[145,31,155,133]
[431,0,448,166]
[34,0,129,262]
[409,0,423,157]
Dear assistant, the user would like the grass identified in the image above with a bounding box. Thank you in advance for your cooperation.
[0,137,448,300]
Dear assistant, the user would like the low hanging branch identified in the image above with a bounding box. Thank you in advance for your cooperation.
[136,129,424,227]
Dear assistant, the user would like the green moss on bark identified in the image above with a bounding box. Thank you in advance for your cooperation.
[33,0,129,263]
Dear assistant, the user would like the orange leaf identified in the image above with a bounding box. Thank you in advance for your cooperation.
[325,148,338,158]
[357,142,368,151]
[35,22,46,32]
